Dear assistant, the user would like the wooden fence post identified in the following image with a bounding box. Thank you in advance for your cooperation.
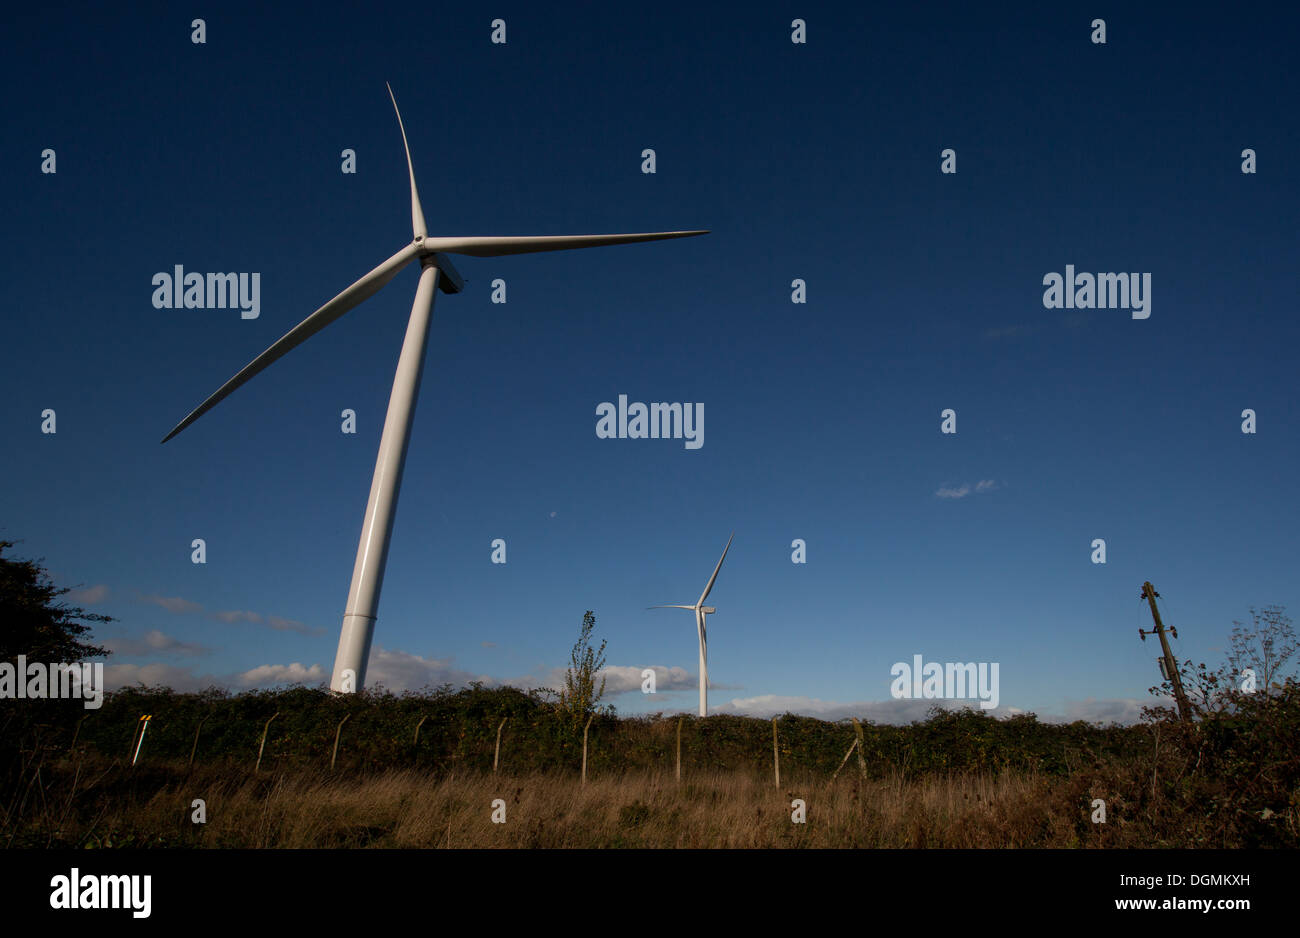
[493,717,507,774]
[772,717,781,788]
[127,715,144,759]
[852,717,867,778]
[413,715,428,747]
[188,714,210,768]
[581,713,595,785]
[675,716,683,784]
[331,713,352,770]
[829,738,859,784]
[131,714,152,766]
[255,712,280,772]
[69,714,89,753]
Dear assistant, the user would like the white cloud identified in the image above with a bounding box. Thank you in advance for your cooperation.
[140,594,204,614]
[364,647,493,693]
[936,479,999,499]
[713,694,972,723]
[518,663,735,696]
[105,660,328,692]
[266,615,323,636]
[214,609,263,624]
[68,584,109,604]
[510,666,569,693]
[134,592,324,635]
[709,693,1153,726]
[1057,697,1151,725]
[599,665,697,694]
[104,629,208,657]
[104,662,224,693]
[211,609,322,635]
[103,647,502,696]
[237,662,327,687]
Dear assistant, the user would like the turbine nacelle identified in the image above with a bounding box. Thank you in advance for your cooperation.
[700,606,716,615]
[420,251,464,294]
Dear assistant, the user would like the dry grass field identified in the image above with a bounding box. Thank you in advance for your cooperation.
[5,759,1156,849]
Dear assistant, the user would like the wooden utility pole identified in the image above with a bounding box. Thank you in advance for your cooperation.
[1139,581,1192,723]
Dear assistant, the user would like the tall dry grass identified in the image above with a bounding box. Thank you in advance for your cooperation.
[9,758,1102,848]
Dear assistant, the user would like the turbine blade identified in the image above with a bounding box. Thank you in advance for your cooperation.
[161,243,420,443]
[697,532,734,606]
[422,230,709,258]
[387,83,427,241]
[648,604,696,610]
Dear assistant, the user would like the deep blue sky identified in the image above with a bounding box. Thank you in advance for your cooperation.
[3,2,1297,723]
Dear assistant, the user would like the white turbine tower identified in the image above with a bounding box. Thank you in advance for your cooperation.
[162,85,708,693]
[650,532,734,717]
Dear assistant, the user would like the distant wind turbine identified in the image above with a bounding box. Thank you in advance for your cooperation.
[650,532,734,717]
[162,84,708,693]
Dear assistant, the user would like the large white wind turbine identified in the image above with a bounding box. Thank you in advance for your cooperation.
[650,533,734,717]
[162,85,708,693]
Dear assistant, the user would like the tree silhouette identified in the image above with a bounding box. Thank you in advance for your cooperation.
[0,539,111,663]
[1224,605,1296,694]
